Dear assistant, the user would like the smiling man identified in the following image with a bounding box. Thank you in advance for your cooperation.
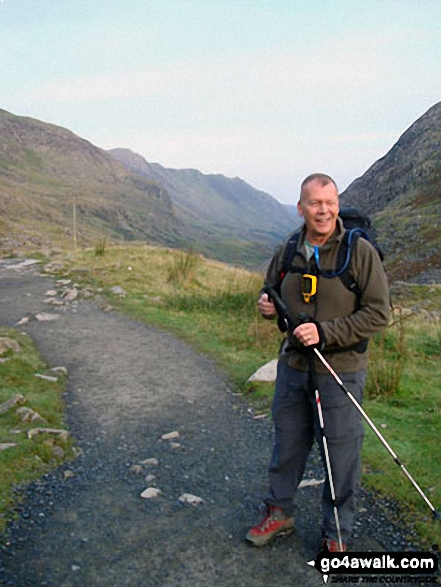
[246,173,390,552]
[299,175,340,243]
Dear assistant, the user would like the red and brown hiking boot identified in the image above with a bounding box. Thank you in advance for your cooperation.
[322,538,347,552]
[245,506,294,547]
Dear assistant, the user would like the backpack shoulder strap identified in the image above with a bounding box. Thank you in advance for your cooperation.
[280,231,301,279]
[337,230,362,298]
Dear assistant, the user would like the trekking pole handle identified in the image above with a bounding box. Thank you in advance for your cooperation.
[262,286,298,331]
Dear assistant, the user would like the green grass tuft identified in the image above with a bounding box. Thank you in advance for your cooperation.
[0,328,74,533]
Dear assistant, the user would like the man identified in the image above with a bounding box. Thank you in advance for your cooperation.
[246,173,389,551]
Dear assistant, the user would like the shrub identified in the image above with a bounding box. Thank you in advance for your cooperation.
[94,237,107,257]
[167,249,200,285]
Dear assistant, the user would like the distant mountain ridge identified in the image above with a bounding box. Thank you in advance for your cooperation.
[108,148,299,252]
[0,109,298,268]
[2,104,440,281]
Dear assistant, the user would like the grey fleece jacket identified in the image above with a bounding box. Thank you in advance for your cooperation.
[263,217,390,373]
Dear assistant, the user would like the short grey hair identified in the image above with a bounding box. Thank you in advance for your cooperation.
[300,173,338,194]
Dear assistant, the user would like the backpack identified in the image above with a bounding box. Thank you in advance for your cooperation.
[279,207,384,299]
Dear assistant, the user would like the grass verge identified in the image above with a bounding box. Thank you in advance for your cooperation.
[0,327,74,534]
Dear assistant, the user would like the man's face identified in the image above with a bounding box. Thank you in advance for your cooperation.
[297,180,339,243]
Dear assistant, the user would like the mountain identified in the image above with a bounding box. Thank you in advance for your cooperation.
[340,102,441,282]
[0,108,183,251]
[108,148,299,263]
[0,109,298,268]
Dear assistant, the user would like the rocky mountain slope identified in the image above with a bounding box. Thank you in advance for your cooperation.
[340,102,441,282]
[0,109,182,251]
[0,109,296,268]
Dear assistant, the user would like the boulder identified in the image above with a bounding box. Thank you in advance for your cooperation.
[247,359,278,383]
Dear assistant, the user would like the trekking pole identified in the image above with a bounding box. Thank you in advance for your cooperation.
[313,348,440,521]
[310,365,344,551]
[262,285,440,521]
[263,286,344,547]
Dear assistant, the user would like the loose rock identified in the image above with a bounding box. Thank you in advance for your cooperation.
[0,393,26,415]
[50,366,68,376]
[0,443,17,451]
[130,465,144,475]
[35,374,58,382]
[35,313,60,322]
[0,337,21,355]
[110,286,126,297]
[140,487,162,499]
[247,359,278,382]
[63,288,79,302]
[178,493,204,506]
[161,430,180,440]
[140,458,159,466]
[27,428,70,440]
[16,317,30,326]
[298,478,325,489]
[16,407,47,423]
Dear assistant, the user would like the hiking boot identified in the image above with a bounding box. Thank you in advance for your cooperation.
[245,506,294,547]
[322,538,347,552]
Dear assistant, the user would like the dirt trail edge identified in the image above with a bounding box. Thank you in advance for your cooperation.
[0,260,419,587]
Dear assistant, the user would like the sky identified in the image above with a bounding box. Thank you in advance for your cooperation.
[1,0,441,204]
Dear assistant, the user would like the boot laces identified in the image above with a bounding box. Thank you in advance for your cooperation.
[259,507,282,531]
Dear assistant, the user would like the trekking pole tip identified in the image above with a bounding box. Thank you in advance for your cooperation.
[433,510,441,521]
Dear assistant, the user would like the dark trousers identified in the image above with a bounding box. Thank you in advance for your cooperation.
[265,360,366,541]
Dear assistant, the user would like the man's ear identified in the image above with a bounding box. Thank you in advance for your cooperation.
[297,200,304,217]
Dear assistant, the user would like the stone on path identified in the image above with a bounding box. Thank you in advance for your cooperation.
[63,288,79,302]
[35,313,60,322]
[16,317,30,326]
[130,465,144,475]
[9,259,41,270]
[298,478,325,489]
[140,458,159,466]
[178,493,204,506]
[140,487,162,499]
[161,430,180,440]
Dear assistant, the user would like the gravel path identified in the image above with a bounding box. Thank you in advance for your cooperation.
[0,260,426,586]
